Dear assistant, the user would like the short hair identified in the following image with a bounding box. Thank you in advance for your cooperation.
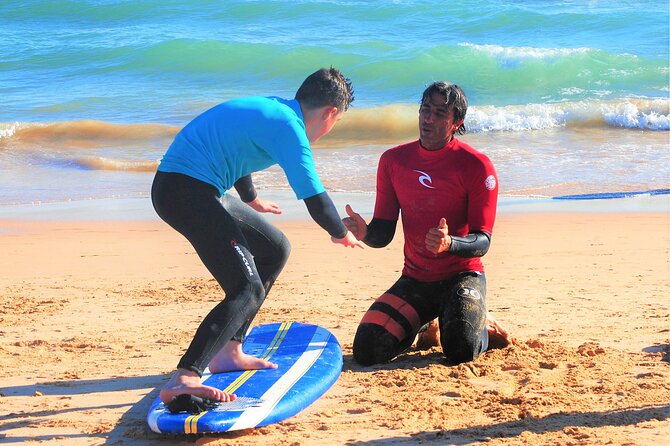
[295,67,354,112]
[420,82,468,135]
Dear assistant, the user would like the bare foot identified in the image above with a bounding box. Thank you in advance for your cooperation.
[208,340,278,374]
[487,313,511,349]
[415,319,441,350]
[159,369,236,404]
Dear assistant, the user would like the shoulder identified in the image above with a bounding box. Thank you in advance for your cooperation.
[380,140,419,163]
[453,138,494,167]
[219,96,296,119]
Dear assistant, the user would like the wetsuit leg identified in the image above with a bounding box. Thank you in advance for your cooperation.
[353,276,438,366]
[438,272,489,365]
[220,194,291,342]
[151,171,267,376]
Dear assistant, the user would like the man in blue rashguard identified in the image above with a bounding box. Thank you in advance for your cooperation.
[151,68,361,412]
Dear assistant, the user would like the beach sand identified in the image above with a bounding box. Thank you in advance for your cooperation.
[0,211,668,445]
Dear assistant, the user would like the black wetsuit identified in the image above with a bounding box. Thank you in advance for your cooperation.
[152,172,344,375]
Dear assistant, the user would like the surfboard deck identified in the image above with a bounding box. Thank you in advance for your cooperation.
[146,322,343,434]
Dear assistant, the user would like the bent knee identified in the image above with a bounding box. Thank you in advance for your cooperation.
[249,279,266,303]
[441,319,484,365]
[353,323,401,366]
[279,234,291,260]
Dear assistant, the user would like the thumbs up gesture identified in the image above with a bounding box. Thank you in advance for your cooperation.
[425,217,451,254]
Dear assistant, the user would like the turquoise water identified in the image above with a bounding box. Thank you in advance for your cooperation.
[0,0,668,209]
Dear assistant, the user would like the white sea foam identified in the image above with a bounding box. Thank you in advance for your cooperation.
[602,102,670,130]
[0,122,20,139]
[466,99,670,132]
[460,42,591,61]
[467,104,567,132]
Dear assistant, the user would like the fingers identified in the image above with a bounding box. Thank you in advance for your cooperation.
[331,233,365,249]
[425,218,449,254]
[345,204,365,223]
[342,204,367,240]
[265,200,282,214]
[342,216,357,231]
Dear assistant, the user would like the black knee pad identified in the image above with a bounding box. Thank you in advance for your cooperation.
[440,319,482,365]
[353,324,399,366]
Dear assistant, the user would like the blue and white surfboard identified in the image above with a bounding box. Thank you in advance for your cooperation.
[146,322,343,434]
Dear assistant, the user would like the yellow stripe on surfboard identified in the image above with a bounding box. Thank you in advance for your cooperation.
[185,410,207,434]
[183,321,293,434]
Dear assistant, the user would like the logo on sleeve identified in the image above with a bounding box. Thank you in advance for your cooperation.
[413,170,436,189]
[485,175,497,191]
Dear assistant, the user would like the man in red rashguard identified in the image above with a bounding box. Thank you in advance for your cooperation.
[344,81,510,366]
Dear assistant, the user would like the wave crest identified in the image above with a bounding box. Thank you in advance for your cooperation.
[0,120,178,148]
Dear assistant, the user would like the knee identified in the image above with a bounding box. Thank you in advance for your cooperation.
[250,278,266,303]
[440,319,483,365]
[277,234,291,266]
[353,324,399,366]
[236,278,266,309]
[259,234,291,272]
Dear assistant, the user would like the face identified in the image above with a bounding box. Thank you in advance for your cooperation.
[419,92,463,150]
[307,106,343,143]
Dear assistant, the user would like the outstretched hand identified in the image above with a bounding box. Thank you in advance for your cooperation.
[425,217,451,254]
[331,231,364,249]
[341,204,367,240]
[246,197,282,214]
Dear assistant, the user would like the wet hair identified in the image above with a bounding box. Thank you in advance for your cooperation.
[295,67,354,112]
[420,81,468,135]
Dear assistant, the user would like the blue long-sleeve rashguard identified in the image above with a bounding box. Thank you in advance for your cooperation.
[158,96,325,200]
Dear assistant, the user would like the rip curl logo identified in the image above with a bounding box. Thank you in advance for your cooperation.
[413,170,435,189]
[457,287,482,300]
[485,175,497,191]
[230,240,254,277]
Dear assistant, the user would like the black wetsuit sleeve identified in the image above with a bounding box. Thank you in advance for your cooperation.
[449,231,491,258]
[363,217,397,248]
[304,192,348,239]
[233,175,257,203]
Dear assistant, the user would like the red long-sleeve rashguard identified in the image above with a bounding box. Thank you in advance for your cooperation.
[373,137,498,282]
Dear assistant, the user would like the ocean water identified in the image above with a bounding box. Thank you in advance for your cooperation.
[0,0,668,214]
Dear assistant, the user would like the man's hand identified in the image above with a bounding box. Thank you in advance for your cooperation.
[246,197,282,214]
[331,231,364,249]
[425,217,451,254]
[341,204,367,240]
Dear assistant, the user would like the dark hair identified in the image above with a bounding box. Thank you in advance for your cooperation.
[295,67,354,112]
[421,82,468,135]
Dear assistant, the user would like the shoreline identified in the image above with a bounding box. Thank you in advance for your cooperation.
[1,191,668,222]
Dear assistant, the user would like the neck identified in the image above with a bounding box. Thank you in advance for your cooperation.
[420,135,453,151]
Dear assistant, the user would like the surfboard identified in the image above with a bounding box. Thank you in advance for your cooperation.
[552,188,670,200]
[146,322,343,434]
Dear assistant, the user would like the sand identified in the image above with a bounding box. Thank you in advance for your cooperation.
[0,211,668,445]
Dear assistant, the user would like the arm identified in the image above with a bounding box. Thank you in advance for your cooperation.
[364,218,397,248]
[233,175,257,203]
[341,205,397,248]
[304,193,362,248]
[441,150,498,257]
[449,231,491,257]
[234,175,281,214]
[425,218,491,257]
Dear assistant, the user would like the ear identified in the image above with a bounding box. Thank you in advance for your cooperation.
[452,119,464,132]
[322,106,338,120]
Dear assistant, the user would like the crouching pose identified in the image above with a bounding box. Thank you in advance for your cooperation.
[152,68,361,411]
